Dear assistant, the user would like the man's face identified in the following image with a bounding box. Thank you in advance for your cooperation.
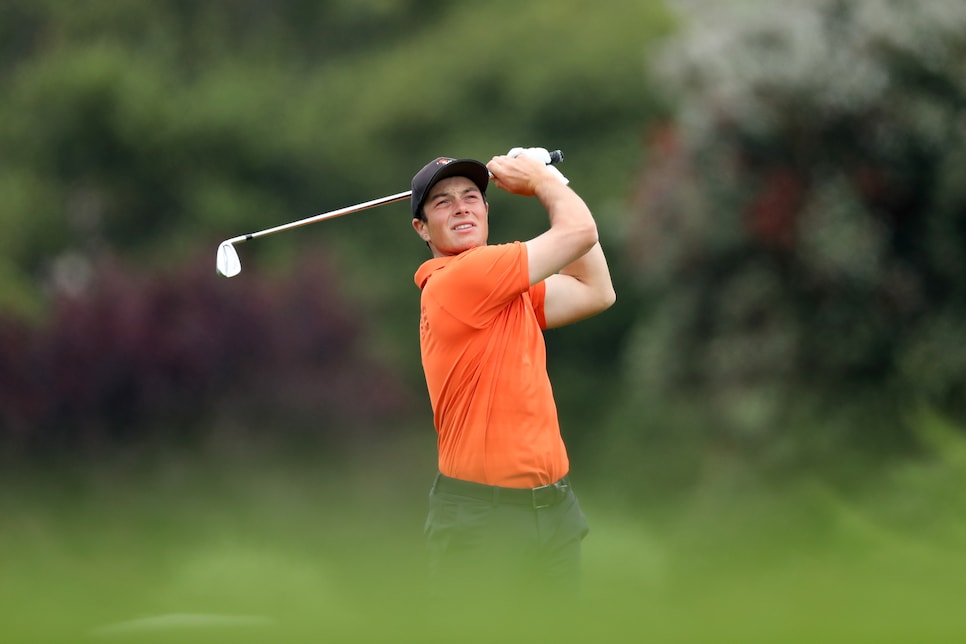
[412,176,489,257]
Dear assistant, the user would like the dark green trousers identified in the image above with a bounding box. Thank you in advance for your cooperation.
[424,473,589,603]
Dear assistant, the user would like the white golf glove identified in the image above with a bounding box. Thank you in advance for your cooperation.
[506,146,569,185]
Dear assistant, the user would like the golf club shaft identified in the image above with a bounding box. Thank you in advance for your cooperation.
[225,190,413,246]
[226,149,564,246]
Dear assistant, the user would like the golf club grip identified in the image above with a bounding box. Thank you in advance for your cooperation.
[548,149,564,165]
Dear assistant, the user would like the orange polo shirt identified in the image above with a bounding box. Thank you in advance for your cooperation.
[414,242,569,488]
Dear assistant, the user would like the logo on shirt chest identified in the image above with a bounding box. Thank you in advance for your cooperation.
[419,306,430,338]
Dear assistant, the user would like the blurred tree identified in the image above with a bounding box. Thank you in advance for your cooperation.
[614,0,966,485]
[0,0,670,321]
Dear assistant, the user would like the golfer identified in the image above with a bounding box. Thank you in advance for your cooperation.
[410,149,616,597]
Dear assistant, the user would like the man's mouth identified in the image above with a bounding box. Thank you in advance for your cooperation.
[453,223,474,231]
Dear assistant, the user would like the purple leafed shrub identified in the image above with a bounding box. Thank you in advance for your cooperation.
[0,253,414,454]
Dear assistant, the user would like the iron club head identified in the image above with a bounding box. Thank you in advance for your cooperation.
[216,241,242,278]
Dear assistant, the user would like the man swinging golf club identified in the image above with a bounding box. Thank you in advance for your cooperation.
[411,147,616,600]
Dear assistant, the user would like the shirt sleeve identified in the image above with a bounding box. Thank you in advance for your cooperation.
[529,280,547,330]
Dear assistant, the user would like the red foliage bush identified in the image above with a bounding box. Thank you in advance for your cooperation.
[0,253,414,454]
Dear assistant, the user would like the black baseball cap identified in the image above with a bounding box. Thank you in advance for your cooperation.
[411,157,489,219]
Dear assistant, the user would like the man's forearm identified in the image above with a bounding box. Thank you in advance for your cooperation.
[534,180,597,243]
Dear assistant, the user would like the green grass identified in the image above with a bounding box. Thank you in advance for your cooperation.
[3,437,966,643]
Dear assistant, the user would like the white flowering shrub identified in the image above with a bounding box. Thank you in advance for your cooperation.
[620,0,966,465]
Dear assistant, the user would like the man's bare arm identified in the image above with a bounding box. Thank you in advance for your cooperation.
[486,154,616,328]
[487,155,598,283]
[542,242,615,328]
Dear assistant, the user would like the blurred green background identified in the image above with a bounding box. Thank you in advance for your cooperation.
[2,0,965,641]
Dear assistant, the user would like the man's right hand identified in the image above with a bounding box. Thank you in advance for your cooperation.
[486,154,563,197]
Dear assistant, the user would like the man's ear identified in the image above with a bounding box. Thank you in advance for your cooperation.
[412,217,430,242]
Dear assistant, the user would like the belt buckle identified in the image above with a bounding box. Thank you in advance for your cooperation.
[531,482,556,510]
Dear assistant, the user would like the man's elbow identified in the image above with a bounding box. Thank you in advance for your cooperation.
[586,284,616,317]
[598,285,617,312]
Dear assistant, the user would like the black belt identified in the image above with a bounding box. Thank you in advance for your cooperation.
[432,473,572,510]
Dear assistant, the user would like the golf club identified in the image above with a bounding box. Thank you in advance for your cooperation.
[215,149,564,277]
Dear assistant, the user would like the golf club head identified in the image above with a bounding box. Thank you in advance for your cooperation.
[216,241,241,278]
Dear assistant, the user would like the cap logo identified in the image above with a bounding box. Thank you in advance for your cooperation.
[437,158,453,165]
